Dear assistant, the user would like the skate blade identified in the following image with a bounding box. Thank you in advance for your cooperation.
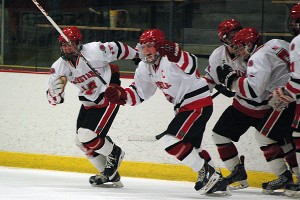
[262,189,286,196]
[109,151,125,180]
[198,172,220,195]
[229,180,249,190]
[91,180,124,188]
[284,189,299,197]
[205,188,232,197]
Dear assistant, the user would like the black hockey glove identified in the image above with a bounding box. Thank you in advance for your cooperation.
[216,64,238,89]
[132,57,141,65]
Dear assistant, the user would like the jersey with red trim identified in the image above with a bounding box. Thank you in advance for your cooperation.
[124,54,212,113]
[47,41,136,107]
[204,45,246,91]
[231,39,291,118]
[285,35,300,117]
[285,35,300,100]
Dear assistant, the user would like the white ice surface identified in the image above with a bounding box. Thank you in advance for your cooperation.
[0,166,296,200]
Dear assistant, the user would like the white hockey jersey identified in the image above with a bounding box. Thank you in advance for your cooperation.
[47,41,137,107]
[124,52,212,114]
[204,45,246,91]
[286,35,300,100]
[232,39,291,118]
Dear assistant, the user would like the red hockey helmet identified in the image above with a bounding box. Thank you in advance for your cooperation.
[289,3,300,36]
[139,29,165,44]
[218,19,242,45]
[233,28,261,60]
[58,26,83,61]
[138,29,165,64]
[58,26,83,43]
[290,3,300,20]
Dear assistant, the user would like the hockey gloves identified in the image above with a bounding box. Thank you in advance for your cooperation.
[104,84,127,105]
[47,77,65,106]
[269,87,294,111]
[155,40,182,63]
[216,64,238,89]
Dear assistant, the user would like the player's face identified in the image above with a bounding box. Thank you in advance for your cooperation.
[140,42,157,63]
[233,44,249,60]
[289,18,300,35]
[223,30,239,47]
[61,41,77,54]
[138,42,159,64]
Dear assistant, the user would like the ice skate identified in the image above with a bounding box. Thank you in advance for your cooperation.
[205,172,231,196]
[196,164,230,196]
[284,183,300,197]
[225,155,249,190]
[104,144,125,179]
[262,170,293,194]
[194,162,216,192]
[89,171,124,188]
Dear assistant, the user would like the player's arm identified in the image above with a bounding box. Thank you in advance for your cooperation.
[46,75,67,106]
[104,66,156,106]
[105,41,138,62]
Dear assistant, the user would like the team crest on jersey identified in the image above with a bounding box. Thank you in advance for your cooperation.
[99,44,106,52]
[272,46,279,51]
[291,43,295,51]
[50,68,55,74]
[248,60,253,67]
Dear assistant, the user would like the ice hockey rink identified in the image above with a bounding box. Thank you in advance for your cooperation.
[0,166,297,200]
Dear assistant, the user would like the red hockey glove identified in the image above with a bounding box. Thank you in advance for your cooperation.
[269,87,294,111]
[104,84,127,105]
[155,40,182,63]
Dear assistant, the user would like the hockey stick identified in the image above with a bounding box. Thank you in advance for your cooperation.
[32,0,107,87]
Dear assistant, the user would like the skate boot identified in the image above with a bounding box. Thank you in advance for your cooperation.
[206,172,231,196]
[104,144,125,179]
[194,162,216,192]
[262,170,293,194]
[225,155,249,190]
[284,183,300,197]
[89,171,124,188]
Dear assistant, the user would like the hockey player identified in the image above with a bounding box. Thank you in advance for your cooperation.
[204,19,250,190]
[268,3,300,196]
[216,27,299,194]
[103,29,229,195]
[46,26,137,187]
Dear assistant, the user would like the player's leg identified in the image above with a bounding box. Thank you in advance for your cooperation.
[255,133,293,193]
[75,135,123,187]
[285,111,300,196]
[77,104,125,184]
[212,105,250,189]
[255,104,296,193]
[158,105,226,194]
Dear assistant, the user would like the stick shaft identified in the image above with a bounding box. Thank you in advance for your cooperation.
[32,0,107,87]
